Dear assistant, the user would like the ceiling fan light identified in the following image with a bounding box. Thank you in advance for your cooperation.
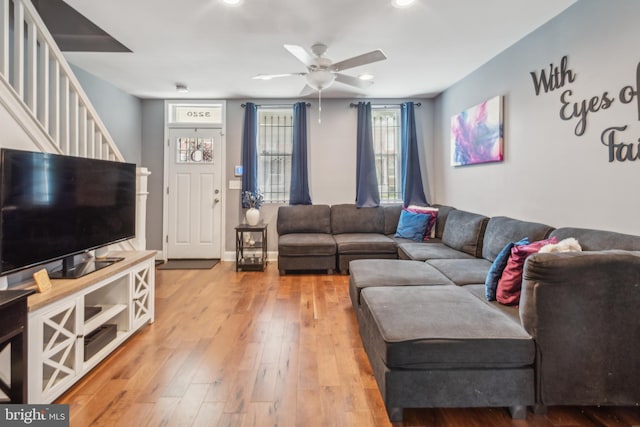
[305,71,336,91]
[222,0,242,6]
[358,73,374,81]
[392,0,416,8]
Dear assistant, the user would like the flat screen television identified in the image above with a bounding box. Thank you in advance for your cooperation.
[0,148,136,279]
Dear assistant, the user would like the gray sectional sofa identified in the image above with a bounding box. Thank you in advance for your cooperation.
[277,203,406,274]
[276,203,640,421]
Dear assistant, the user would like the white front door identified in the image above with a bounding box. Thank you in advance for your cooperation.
[167,128,222,259]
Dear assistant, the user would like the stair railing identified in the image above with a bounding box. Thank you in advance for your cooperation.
[0,0,124,161]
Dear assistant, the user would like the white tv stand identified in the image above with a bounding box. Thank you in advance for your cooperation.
[25,251,155,403]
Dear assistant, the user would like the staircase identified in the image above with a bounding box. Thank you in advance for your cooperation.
[0,0,149,261]
[0,0,123,160]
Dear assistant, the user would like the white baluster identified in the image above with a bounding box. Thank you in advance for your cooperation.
[0,0,9,78]
[26,18,37,112]
[13,0,24,97]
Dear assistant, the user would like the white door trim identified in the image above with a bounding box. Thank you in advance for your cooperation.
[162,100,226,261]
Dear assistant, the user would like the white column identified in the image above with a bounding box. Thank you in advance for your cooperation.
[133,167,151,250]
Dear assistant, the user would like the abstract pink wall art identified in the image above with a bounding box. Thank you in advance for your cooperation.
[450,95,504,166]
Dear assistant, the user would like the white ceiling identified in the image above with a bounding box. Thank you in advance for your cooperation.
[61,0,577,100]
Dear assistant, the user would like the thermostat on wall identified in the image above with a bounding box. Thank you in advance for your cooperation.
[234,165,243,176]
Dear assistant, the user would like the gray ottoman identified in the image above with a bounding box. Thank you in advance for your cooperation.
[348,259,455,309]
[359,285,535,421]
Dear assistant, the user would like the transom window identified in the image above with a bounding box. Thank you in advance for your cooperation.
[257,107,293,203]
[372,107,403,203]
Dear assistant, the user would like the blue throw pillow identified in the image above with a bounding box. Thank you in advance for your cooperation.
[395,210,430,242]
[485,237,529,301]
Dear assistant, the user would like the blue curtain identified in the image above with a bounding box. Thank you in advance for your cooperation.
[241,102,258,207]
[355,102,380,207]
[290,102,312,205]
[401,102,428,207]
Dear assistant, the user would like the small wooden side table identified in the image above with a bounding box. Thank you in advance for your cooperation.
[235,223,268,271]
[0,289,35,403]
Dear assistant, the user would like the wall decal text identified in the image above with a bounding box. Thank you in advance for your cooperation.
[530,55,640,162]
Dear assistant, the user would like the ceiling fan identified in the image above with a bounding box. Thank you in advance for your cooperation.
[253,43,387,95]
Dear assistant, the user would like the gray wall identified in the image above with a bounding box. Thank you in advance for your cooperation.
[71,64,142,164]
[433,0,640,235]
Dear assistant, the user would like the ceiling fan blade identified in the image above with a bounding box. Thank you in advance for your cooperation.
[252,72,305,80]
[335,73,374,89]
[330,49,387,72]
[284,44,315,68]
[299,84,316,96]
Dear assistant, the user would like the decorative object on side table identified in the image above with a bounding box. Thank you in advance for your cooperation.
[242,190,264,226]
[235,223,268,272]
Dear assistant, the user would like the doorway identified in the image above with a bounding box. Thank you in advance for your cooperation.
[165,128,223,259]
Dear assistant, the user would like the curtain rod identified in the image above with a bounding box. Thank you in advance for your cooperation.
[349,102,422,108]
[241,102,311,108]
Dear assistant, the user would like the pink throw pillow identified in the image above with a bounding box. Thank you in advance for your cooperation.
[496,236,558,306]
[406,206,439,240]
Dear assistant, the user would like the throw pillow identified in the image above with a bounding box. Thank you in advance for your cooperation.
[406,205,439,239]
[395,209,430,241]
[496,236,558,306]
[484,237,529,301]
[539,237,581,253]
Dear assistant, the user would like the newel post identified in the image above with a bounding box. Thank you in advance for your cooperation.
[133,166,151,250]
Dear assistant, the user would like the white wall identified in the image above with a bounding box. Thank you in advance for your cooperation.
[433,0,640,235]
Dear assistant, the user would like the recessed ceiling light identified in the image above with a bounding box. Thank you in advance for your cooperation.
[392,0,416,8]
[359,73,374,81]
[222,0,242,6]
[176,84,189,93]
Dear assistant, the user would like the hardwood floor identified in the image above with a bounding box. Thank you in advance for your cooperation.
[57,262,640,427]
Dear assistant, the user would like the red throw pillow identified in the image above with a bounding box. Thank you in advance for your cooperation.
[496,236,558,306]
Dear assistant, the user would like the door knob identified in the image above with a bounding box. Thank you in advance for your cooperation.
[214,198,220,203]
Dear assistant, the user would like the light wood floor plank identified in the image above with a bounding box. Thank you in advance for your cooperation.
[54,261,640,426]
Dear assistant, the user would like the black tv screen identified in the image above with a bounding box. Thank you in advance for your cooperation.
[0,148,136,276]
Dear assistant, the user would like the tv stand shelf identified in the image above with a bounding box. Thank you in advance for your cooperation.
[26,250,155,403]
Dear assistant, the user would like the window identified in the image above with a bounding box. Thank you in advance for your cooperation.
[372,107,402,203]
[257,107,293,203]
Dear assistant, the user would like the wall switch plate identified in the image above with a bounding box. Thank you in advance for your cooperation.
[234,165,243,176]
[229,180,242,190]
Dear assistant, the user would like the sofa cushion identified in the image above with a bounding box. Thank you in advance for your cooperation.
[383,204,403,235]
[482,216,554,262]
[395,210,430,241]
[441,210,489,257]
[349,259,455,307]
[431,204,457,239]
[333,233,396,254]
[497,237,558,306]
[398,242,476,261]
[465,284,522,325]
[427,258,492,286]
[278,233,336,256]
[550,227,640,251]
[331,204,385,234]
[277,205,331,235]
[485,237,530,301]
[359,285,534,369]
